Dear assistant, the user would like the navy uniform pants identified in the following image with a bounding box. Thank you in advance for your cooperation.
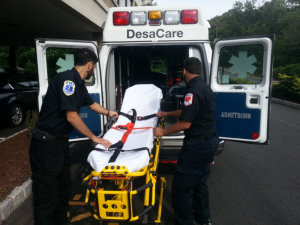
[29,137,70,225]
[172,136,219,225]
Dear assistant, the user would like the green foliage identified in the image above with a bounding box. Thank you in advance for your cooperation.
[209,0,300,68]
[272,73,300,103]
[19,47,38,74]
[273,63,300,79]
[0,47,37,74]
[0,47,9,70]
[209,0,300,102]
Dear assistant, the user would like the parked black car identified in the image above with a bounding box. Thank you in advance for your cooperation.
[0,74,38,127]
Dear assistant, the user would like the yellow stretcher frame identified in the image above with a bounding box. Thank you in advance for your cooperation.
[83,119,166,223]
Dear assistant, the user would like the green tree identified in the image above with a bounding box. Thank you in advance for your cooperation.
[209,0,300,102]
[19,47,38,74]
[0,47,38,74]
[0,47,9,70]
[209,0,300,68]
[272,73,300,103]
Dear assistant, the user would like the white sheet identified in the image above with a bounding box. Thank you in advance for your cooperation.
[87,84,162,172]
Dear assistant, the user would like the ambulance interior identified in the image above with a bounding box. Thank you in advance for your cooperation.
[106,45,205,128]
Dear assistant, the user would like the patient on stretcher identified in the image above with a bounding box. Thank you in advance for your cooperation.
[87,84,163,173]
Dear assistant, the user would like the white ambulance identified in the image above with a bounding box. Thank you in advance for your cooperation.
[35,6,273,157]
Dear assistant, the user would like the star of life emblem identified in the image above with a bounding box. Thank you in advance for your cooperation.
[184,93,193,106]
[63,80,75,96]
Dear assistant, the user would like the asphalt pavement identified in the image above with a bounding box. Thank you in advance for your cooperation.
[209,102,300,225]
[3,102,300,225]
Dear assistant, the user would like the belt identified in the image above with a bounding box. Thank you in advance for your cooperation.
[186,132,216,140]
[32,128,68,142]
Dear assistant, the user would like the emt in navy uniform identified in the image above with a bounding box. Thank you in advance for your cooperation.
[154,57,219,225]
[29,48,118,225]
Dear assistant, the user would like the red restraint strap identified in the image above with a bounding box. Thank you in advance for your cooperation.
[120,123,134,143]
[111,123,153,144]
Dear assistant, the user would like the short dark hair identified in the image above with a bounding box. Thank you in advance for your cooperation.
[183,57,201,74]
[74,48,98,66]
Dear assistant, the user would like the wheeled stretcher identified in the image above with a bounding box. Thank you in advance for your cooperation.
[83,84,166,223]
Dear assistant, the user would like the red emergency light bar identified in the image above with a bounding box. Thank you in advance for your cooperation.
[113,10,199,26]
[181,10,198,24]
[113,11,130,25]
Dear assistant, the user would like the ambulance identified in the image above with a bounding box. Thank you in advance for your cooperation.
[35,6,274,156]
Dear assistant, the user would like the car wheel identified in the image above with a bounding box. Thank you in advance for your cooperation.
[8,103,24,127]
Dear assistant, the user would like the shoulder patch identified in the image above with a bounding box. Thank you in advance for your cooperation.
[63,80,75,96]
[184,93,193,106]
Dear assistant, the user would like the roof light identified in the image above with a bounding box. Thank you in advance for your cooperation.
[149,11,162,20]
[149,11,162,26]
[113,11,130,26]
[131,11,147,25]
[164,10,180,25]
[181,10,198,24]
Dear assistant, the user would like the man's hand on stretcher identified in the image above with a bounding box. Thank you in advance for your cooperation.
[156,109,182,118]
[66,110,113,149]
[91,136,112,149]
[108,110,118,118]
[154,110,191,137]
[92,110,117,149]
[156,111,168,117]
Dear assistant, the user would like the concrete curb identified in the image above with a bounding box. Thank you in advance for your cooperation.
[0,179,32,223]
[0,129,32,224]
[271,97,300,109]
[0,129,28,144]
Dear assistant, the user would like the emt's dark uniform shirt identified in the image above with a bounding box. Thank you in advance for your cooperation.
[36,68,94,135]
[179,76,216,138]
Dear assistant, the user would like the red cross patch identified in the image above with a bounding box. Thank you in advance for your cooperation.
[184,93,193,106]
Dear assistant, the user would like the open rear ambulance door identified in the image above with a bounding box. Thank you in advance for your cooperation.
[210,36,274,144]
[35,39,104,142]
